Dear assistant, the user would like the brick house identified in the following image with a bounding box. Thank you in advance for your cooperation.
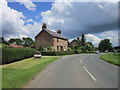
[35,23,68,51]
[70,38,82,47]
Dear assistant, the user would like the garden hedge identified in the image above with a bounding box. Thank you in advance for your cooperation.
[2,47,36,64]
[41,50,75,56]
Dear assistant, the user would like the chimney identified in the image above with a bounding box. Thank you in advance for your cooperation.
[42,23,47,30]
[77,37,80,40]
[57,29,61,34]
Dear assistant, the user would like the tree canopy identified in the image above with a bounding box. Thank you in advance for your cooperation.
[0,37,9,45]
[22,37,34,47]
[81,34,86,46]
[8,38,22,45]
[8,37,35,47]
[98,39,114,52]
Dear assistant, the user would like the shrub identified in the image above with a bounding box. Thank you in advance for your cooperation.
[41,50,75,56]
[1,44,9,47]
[74,49,83,54]
[68,47,73,51]
[37,47,46,52]
[80,46,88,53]
[37,47,56,52]
[2,47,36,64]
[86,51,94,53]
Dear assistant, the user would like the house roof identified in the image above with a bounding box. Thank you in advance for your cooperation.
[71,39,82,44]
[35,29,68,40]
[10,44,23,48]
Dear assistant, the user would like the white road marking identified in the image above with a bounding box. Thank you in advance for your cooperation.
[80,57,84,64]
[81,59,82,64]
[83,66,97,82]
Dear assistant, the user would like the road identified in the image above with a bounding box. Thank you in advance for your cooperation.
[25,54,118,88]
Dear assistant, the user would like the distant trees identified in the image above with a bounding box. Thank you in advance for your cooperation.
[0,37,9,45]
[98,39,114,52]
[22,37,34,47]
[9,38,22,45]
[0,37,9,47]
[8,37,35,47]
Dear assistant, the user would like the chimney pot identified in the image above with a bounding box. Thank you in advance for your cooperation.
[77,37,80,40]
[42,23,47,30]
[57,29,61,34]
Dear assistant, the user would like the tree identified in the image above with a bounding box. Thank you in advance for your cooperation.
[0,37,9,45]
[8,38,22,45]
[81,34,86,46]
[86,42,94,51]
[22,37,34,47]
[98,39,114,52]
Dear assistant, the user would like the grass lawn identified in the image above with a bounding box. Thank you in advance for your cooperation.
[2,56,61,88]
[100,52,120,66]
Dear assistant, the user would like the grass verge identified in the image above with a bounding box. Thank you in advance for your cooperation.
[2,56,61,88]
[100,52,120,66]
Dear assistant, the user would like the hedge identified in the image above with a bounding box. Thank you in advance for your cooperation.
[41,50,94,56]
[41,50,75,56]
[2,47,36,64]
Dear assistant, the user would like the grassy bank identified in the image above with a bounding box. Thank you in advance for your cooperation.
[100,52,120,66]
[2,56,61,88]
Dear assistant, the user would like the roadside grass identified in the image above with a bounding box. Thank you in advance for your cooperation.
[100,52,120,66]
[2,56,61,88]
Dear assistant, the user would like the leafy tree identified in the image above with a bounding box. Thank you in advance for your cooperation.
[8,38,22,45]
[98,39,114,52]
[81,34,86,46]
[86,42,94,51]
[22,37,34,47]
[0,37,9,45]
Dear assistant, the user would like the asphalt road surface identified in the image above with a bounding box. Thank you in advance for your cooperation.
[25,54,118,88]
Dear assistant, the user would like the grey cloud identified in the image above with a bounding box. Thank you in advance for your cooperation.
[41,2,118,39]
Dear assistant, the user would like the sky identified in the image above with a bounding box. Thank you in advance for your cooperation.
[0,0,119,47]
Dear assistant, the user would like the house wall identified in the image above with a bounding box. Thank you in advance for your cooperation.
[53,38,68,51]
[71,40,80,47]
[35,31,53,48]
[35,30,68,52]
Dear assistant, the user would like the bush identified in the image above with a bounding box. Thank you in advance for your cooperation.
[80,46,88,53]
[1,44,9,47]
[41,51,75,56]
[86,51,94,53]
[74,49,83,54]
[2,47,36,64]
[37,47,56,52]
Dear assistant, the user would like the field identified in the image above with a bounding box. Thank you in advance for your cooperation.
[2,56,61,88]
[100,52,120,66]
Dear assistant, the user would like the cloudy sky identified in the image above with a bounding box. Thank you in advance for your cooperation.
[0,0,119,47]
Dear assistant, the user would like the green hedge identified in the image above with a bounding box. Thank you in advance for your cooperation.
[2,47,36,64]
[41,50,94,56]
[74,49,94,54]
[41,51,75,56]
